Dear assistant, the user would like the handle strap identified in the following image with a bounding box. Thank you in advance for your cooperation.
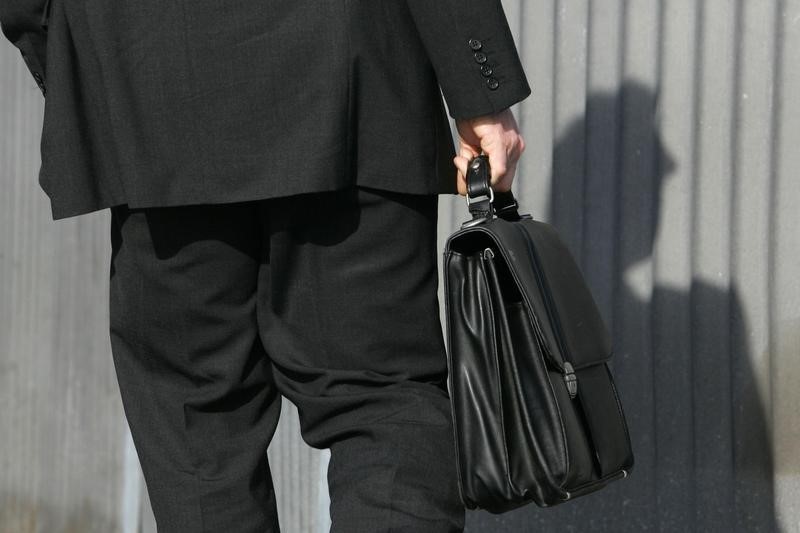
[465,154,522,223]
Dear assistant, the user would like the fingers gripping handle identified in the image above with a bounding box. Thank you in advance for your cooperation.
[465,154,522,223]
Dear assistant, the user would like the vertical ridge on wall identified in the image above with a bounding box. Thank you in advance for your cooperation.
[693,1,736,531]
[766,0,780,515]
[551,0,588,263]
[584,0,623,332]
[653,1,698,531]
[771,1,800,528]
[730,0,779,530]
[619,1,661,529]
[514,0,554,220]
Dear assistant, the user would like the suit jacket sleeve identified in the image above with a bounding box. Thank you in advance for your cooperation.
[0,0,50,96]
[405,0,531,120]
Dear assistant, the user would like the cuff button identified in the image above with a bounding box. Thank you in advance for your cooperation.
[468,39,483,50]
[480,65,493,77]
[473,51,488,64]
[487,77,500,90]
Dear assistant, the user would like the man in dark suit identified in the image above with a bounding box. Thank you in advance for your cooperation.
[2,0,531,531]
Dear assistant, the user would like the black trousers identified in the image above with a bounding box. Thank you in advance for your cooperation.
[108,185,465,532]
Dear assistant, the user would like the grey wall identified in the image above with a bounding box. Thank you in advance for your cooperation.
[2,0,799,532]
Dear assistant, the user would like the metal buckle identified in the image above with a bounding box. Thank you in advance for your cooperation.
[465,186,495,208]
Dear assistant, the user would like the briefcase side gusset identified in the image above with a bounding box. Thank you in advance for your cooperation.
[442,250,521,510]
[443,249,573,512]
[444,229,574,510]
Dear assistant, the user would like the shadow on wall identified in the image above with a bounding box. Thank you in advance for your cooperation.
[466,80,778,533]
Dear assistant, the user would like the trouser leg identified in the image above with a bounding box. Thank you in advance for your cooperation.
[108,202,282,533]
[256,186,465,533]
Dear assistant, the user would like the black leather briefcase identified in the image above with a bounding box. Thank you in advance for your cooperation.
[442,154,634,512]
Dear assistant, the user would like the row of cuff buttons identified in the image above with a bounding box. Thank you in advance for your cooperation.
[468,39,499,90]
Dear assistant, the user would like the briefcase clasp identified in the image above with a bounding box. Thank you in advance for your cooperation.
[563,361,578,398]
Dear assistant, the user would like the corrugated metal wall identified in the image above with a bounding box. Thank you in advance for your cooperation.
[2,1,799,532]
[441,1,798,531]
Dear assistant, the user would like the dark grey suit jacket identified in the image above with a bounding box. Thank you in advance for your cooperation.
[1,0,531,220]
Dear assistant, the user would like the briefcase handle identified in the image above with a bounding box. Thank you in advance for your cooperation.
[464,154,524,224]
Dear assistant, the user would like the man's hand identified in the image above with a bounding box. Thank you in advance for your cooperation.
[453,108,525,195]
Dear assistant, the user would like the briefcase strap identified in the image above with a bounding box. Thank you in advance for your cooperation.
[465,154,523,223]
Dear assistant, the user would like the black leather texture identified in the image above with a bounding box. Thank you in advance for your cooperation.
[442,156,634,512]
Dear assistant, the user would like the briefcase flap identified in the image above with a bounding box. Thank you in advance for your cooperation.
[447,217,612,370]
